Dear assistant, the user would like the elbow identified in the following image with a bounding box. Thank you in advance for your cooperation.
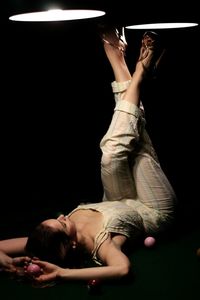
[118,263,131,279]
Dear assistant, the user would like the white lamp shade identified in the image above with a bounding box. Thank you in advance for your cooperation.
[126,22,199,29]
[9,9,106,22]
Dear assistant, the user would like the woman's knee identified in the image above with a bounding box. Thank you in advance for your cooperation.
[101,151,127,168]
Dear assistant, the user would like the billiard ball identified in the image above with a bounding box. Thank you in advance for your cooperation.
[26,263,41,277]
[144,236,156,247]
[87,279,101,293]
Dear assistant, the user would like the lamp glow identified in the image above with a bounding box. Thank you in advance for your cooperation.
[126,22,199,29]
[9,9,106,22]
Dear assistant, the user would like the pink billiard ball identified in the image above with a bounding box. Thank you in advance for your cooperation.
[144,236,156,247]
[26,263,41,277]
[87,279,101,293]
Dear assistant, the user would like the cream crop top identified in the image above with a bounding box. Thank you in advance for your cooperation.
[67,201,144,265]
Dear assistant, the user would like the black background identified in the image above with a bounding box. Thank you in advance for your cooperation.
[1,1,200,237]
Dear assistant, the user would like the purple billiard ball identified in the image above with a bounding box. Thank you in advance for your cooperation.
[26,263,41,277]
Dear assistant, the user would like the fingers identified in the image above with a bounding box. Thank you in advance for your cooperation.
[13,256,32,266]
[35,272,55,282]
[31,259,46,267]
[4,265,17,273]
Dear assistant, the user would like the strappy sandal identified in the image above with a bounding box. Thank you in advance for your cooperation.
[98,25,128,54]
[138,31,166,78]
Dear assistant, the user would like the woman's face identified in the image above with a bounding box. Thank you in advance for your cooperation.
[42,215,76,239]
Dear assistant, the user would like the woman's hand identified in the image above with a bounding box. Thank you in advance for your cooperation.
[13,256,32,276]
[0,254,31,274]
[31,259,63,283]
[0,255,16,273]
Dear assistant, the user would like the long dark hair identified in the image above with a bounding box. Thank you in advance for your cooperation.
[25,223,71,266]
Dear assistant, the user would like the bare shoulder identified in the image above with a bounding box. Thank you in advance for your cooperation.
[97,235,130,266]
[111,234,127,248]
[99,234,127,253]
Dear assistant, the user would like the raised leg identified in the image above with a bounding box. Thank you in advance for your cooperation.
[100,28,177,232]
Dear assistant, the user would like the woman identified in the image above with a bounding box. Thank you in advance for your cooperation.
[0,28,177,284]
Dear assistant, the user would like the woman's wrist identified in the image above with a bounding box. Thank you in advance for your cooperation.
[57,267,69,280]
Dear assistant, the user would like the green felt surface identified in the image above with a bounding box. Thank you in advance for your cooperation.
[1,228,199,300]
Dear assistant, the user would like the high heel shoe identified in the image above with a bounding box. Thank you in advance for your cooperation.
[138,31,166,78]
[98,25,127,54]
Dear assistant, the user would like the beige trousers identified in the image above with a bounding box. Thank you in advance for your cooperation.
[100,81,177,232]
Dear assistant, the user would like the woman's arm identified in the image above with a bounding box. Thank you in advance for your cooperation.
[0,237,28,255]
[32,238,131,283]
